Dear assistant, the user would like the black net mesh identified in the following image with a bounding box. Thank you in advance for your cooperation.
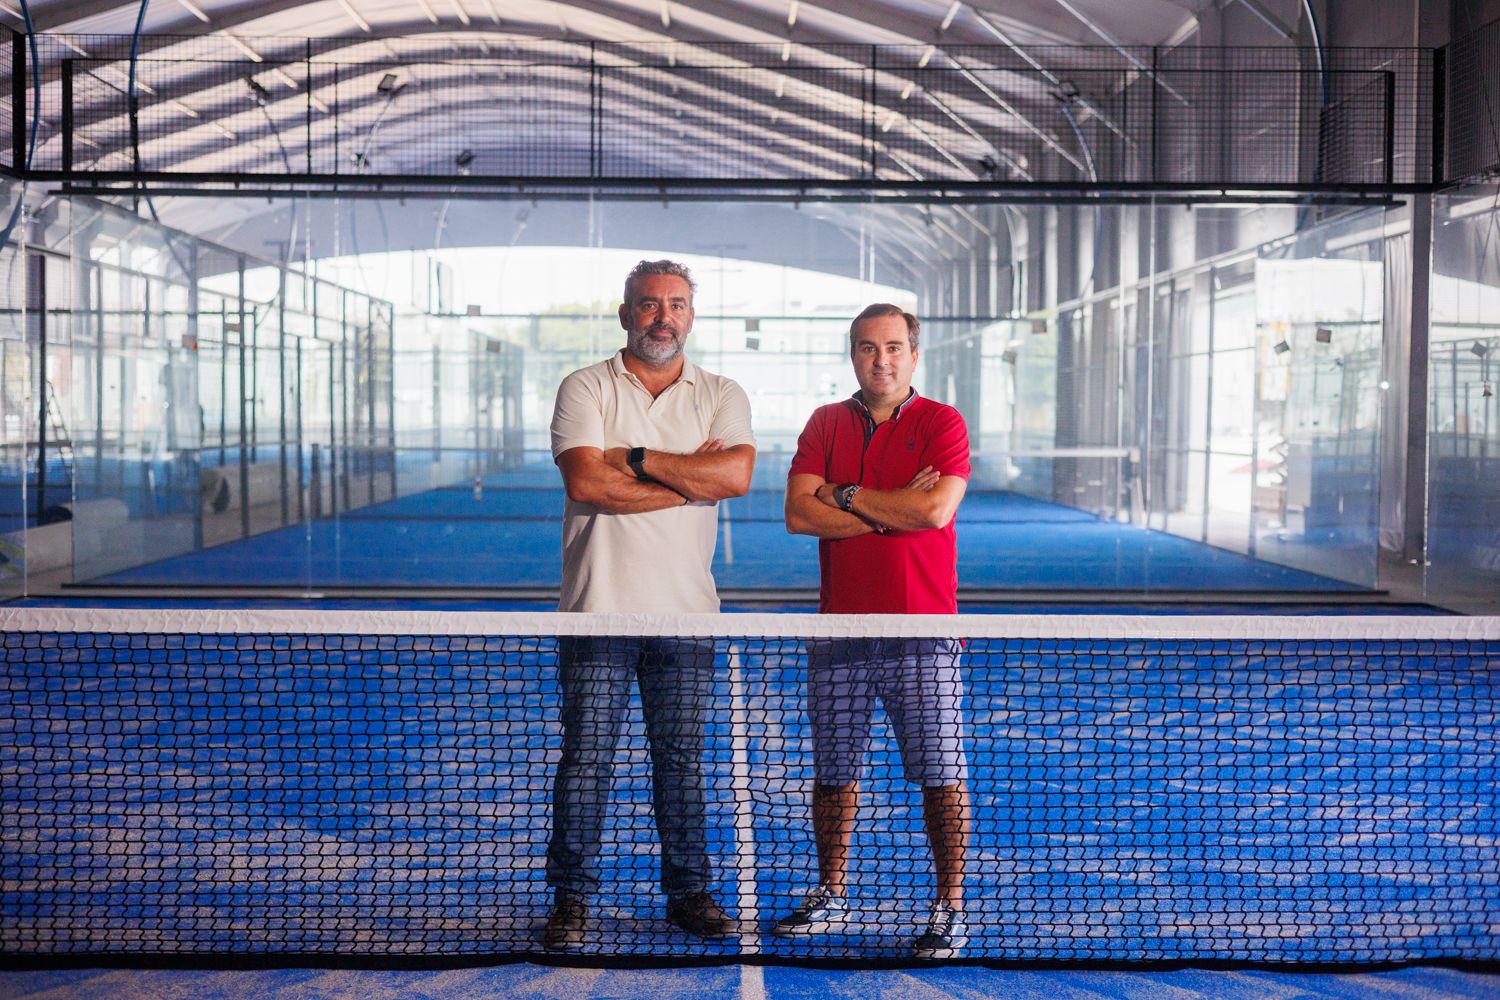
[1,614,1497,964]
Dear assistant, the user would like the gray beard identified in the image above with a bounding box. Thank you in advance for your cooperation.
[627,326,685,367]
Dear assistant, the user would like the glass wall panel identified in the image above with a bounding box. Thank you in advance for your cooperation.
[1428,183,1500,609]
[18,199,395,591]
[0,180,30,599]
[1,193,1403,596]
[1250,209,1385,586]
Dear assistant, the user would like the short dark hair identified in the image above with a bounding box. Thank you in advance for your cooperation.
[624,259,696,306]
[849,303,919,353]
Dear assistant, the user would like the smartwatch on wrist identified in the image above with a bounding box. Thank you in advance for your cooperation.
[627,446,649,481]
[834,482,861,512]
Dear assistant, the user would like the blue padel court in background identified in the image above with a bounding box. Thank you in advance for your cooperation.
[80,461,1368,594]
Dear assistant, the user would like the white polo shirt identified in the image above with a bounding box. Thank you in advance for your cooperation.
[550,350,755,614]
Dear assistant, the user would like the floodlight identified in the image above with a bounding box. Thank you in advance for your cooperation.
[377,73,400,93]
[466,304,482,317]
[1000,349,1018,365]
[454,149,475,170]
[1315,327,1333,344]
[744,318,760,332]
[1484,382,1494,398]
[1273,340,1291,355]
[745,337,761,351]
[1030,319,1047,335]
[1472,342,1490,358]
[977,154,997,177]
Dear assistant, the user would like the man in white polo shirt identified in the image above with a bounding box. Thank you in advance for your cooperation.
[544,259,755,950]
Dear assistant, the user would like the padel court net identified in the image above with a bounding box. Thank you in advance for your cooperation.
[1,608,1497,965]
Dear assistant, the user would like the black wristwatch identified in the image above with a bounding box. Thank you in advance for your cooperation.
[627,446,649,481]
[834,482,861,512]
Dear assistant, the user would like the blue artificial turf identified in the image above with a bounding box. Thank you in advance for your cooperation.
[84,473,1368,593]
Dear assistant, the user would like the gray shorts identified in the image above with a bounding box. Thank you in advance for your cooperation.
[807,638,967,788]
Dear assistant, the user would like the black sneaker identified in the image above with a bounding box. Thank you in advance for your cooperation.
[666,891,735,939]
[770,884,849,935]
[543,892,588,951]
[911,902,967,959]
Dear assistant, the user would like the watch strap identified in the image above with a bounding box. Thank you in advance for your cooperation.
[627,446,649,481]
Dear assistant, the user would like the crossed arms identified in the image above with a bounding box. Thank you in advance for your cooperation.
[558,439,755,514]
[785,467,967,539]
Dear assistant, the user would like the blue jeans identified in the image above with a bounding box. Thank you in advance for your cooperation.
[546,636,715,900]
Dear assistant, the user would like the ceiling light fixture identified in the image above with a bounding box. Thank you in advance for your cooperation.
[337,0,371,32]
[175,0,211,21]
[223,32,264,63]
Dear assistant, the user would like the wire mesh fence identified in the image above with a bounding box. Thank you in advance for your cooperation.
[1446,17,1500,181]
[0,32,1444,191]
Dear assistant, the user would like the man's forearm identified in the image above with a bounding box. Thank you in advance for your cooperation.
[844,486,952,531]
[641,446,753,502]
[786,494,875,539]
[572,466,689,514]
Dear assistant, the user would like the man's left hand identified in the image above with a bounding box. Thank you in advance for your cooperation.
[602,447,631,475]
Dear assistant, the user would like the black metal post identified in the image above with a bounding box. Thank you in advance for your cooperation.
[295,335,304,523]
[30,252,46,522]
[1383,70,1396,186]
[305,38,314,177]
[60,60,74,180]
[11,31,25,170]
[1150,46,1159,184]
[188,242,201,550]
[278,267,289,526]
[589,41,600,179]
[870,47,880,180]
[1431,46,1447,186]
[237,256,249,539]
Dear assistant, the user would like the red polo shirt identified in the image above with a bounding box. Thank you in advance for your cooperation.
[789,391,969,614]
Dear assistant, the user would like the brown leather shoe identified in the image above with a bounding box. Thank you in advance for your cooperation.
[666,892,734,939]
[543,892,588,950]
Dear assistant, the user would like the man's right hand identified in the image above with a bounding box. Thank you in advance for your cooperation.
[905,466,940,492]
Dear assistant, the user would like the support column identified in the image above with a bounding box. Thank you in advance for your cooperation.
[1402,193,1432,563]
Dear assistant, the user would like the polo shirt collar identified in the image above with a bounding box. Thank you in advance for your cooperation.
[851,387,918,420]
[611,348,697,386]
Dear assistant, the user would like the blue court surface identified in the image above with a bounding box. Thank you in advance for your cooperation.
[83,463,1368,593]
[3,962,1499,999]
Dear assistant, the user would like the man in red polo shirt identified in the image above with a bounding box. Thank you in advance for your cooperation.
[775,303,971,959]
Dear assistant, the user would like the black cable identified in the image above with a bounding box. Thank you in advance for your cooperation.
[0,0,40,254]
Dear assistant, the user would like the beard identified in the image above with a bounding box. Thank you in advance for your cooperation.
[626,322,686,367]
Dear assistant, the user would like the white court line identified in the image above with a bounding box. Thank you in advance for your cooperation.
[729,645,763,977]
[740,962,766,1000]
